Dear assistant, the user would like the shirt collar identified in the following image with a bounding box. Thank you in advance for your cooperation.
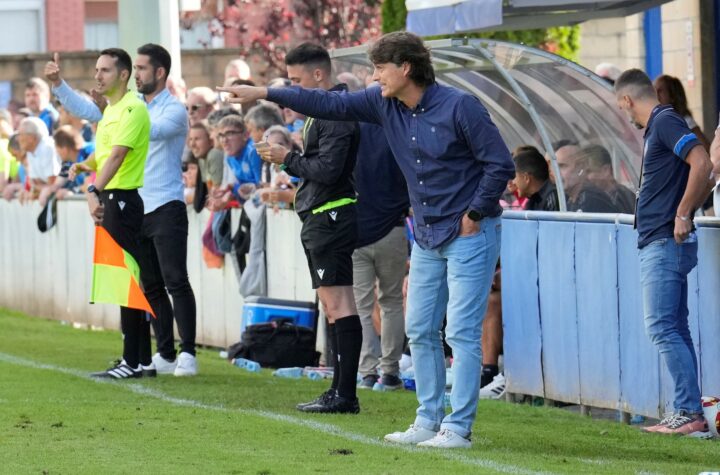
[644,103,673,136]
[397,82,438,113]
[143,87,170,106]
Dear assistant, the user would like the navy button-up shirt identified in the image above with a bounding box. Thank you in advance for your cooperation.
[267,83,514,249]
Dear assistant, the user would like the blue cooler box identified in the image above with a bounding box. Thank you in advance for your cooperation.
[241,296,317,335]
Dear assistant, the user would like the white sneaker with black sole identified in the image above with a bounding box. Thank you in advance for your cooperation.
[152,353,177,374]
[417,429,472,449]
[384,424,437,444]
[90,360,142,379]
[174,352,198,377]
[479,372,506,399]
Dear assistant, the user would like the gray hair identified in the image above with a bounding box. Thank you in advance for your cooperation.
[245,104,283,131]
[18,117,49,138]
[187,86,217,106]
[263,125,293,148]
[207,107,241,127]
[217,115,246,132]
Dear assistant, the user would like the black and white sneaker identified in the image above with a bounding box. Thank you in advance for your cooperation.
[91,360,142,379]
[479,372,506,399]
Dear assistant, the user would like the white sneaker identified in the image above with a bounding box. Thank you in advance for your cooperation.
[417,429,471,449]
[152,353,177,374]
[174,352,198,377]
[479,372,506,399]
[384,424,437,444]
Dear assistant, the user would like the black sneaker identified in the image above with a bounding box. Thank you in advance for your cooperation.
[296,389,337,410]
[141,363,157,378]
[91,360,142,379]
[380,374,404,391]
[297,394,360,414]
[358,374,379,389]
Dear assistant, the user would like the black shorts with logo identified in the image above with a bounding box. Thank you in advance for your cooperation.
[300,204,357,289]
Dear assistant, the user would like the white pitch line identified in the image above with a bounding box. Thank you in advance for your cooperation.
[0,352,557,475]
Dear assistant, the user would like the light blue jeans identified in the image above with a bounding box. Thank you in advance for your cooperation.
[406,216,501,438]
[639,235,702,415]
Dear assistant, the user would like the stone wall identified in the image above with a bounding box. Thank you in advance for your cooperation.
[0,49,261,104]
[578,0,711,134]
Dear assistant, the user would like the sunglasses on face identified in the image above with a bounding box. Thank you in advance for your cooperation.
[186,104,206,112]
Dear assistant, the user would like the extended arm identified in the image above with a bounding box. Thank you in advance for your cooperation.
[217,85,382,125]
[150,101,187,141]
[52,80,103,123]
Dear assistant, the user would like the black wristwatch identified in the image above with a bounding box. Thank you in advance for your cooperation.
[467,209,483,222]
[87,184,100,197]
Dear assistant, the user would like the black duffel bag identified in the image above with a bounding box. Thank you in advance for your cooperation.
[227,319,319,369]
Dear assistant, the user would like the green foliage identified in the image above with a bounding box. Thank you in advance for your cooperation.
[381,0,407,34]
[379,0,580,61]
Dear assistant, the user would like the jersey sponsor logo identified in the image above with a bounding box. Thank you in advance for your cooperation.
[316,268,325,279]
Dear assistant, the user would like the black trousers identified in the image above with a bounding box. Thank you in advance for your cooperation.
[137,200,197,359]
[99,189,150,368]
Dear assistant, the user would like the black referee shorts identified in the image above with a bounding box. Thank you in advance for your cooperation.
[99,188,144,259]
[300,204,357,289]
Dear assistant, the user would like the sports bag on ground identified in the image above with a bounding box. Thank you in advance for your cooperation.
[227,319,319,368]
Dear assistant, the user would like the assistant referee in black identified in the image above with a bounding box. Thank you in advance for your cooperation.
[253,44,362,413]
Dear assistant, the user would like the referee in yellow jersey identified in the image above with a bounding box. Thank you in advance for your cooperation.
[59,49,152,379]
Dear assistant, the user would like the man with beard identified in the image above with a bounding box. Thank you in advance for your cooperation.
[46,44,198,377]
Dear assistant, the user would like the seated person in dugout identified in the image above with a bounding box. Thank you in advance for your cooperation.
[512,147,559,211]
[581,144,636,214]
[555,142,618,213]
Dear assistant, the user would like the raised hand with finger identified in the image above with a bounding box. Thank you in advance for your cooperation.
[44,52,62,87]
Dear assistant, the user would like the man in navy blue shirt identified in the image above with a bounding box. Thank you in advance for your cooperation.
[615,69,713,437]
[219,31,515,448]
[353,120,409,392]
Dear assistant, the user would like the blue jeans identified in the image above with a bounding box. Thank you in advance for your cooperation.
[405,216,501,438]
[639,236,702,414]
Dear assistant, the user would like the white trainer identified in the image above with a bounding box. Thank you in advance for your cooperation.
[174,352,198,377]
[384,424,437,444]
[417,429,471,449]
[479,372,506,399]
[152,353,177,375]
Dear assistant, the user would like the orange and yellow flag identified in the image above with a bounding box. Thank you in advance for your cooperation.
[90,226,155,317]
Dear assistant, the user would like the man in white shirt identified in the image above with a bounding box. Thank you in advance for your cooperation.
[17,117,60,188]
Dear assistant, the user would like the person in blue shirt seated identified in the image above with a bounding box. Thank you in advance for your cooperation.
[207,114,261,210]
[51,125,94,199]
[25,77,58,135]
[218,31,515,448]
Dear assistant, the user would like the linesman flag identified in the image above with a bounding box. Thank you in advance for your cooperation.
[90,226,155,317]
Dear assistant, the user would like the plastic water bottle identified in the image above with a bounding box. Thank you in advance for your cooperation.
[232,358,261,373]
[273,367,303,378]
[306,370,324,381]
[372,382,385,392]
[400,368,415,380]
[444,392,452,409]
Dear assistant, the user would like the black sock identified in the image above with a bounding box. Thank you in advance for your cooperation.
[481,364,499,388]
[120,307,145,368]
[334,315,362,400]
[328,323,339,391]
